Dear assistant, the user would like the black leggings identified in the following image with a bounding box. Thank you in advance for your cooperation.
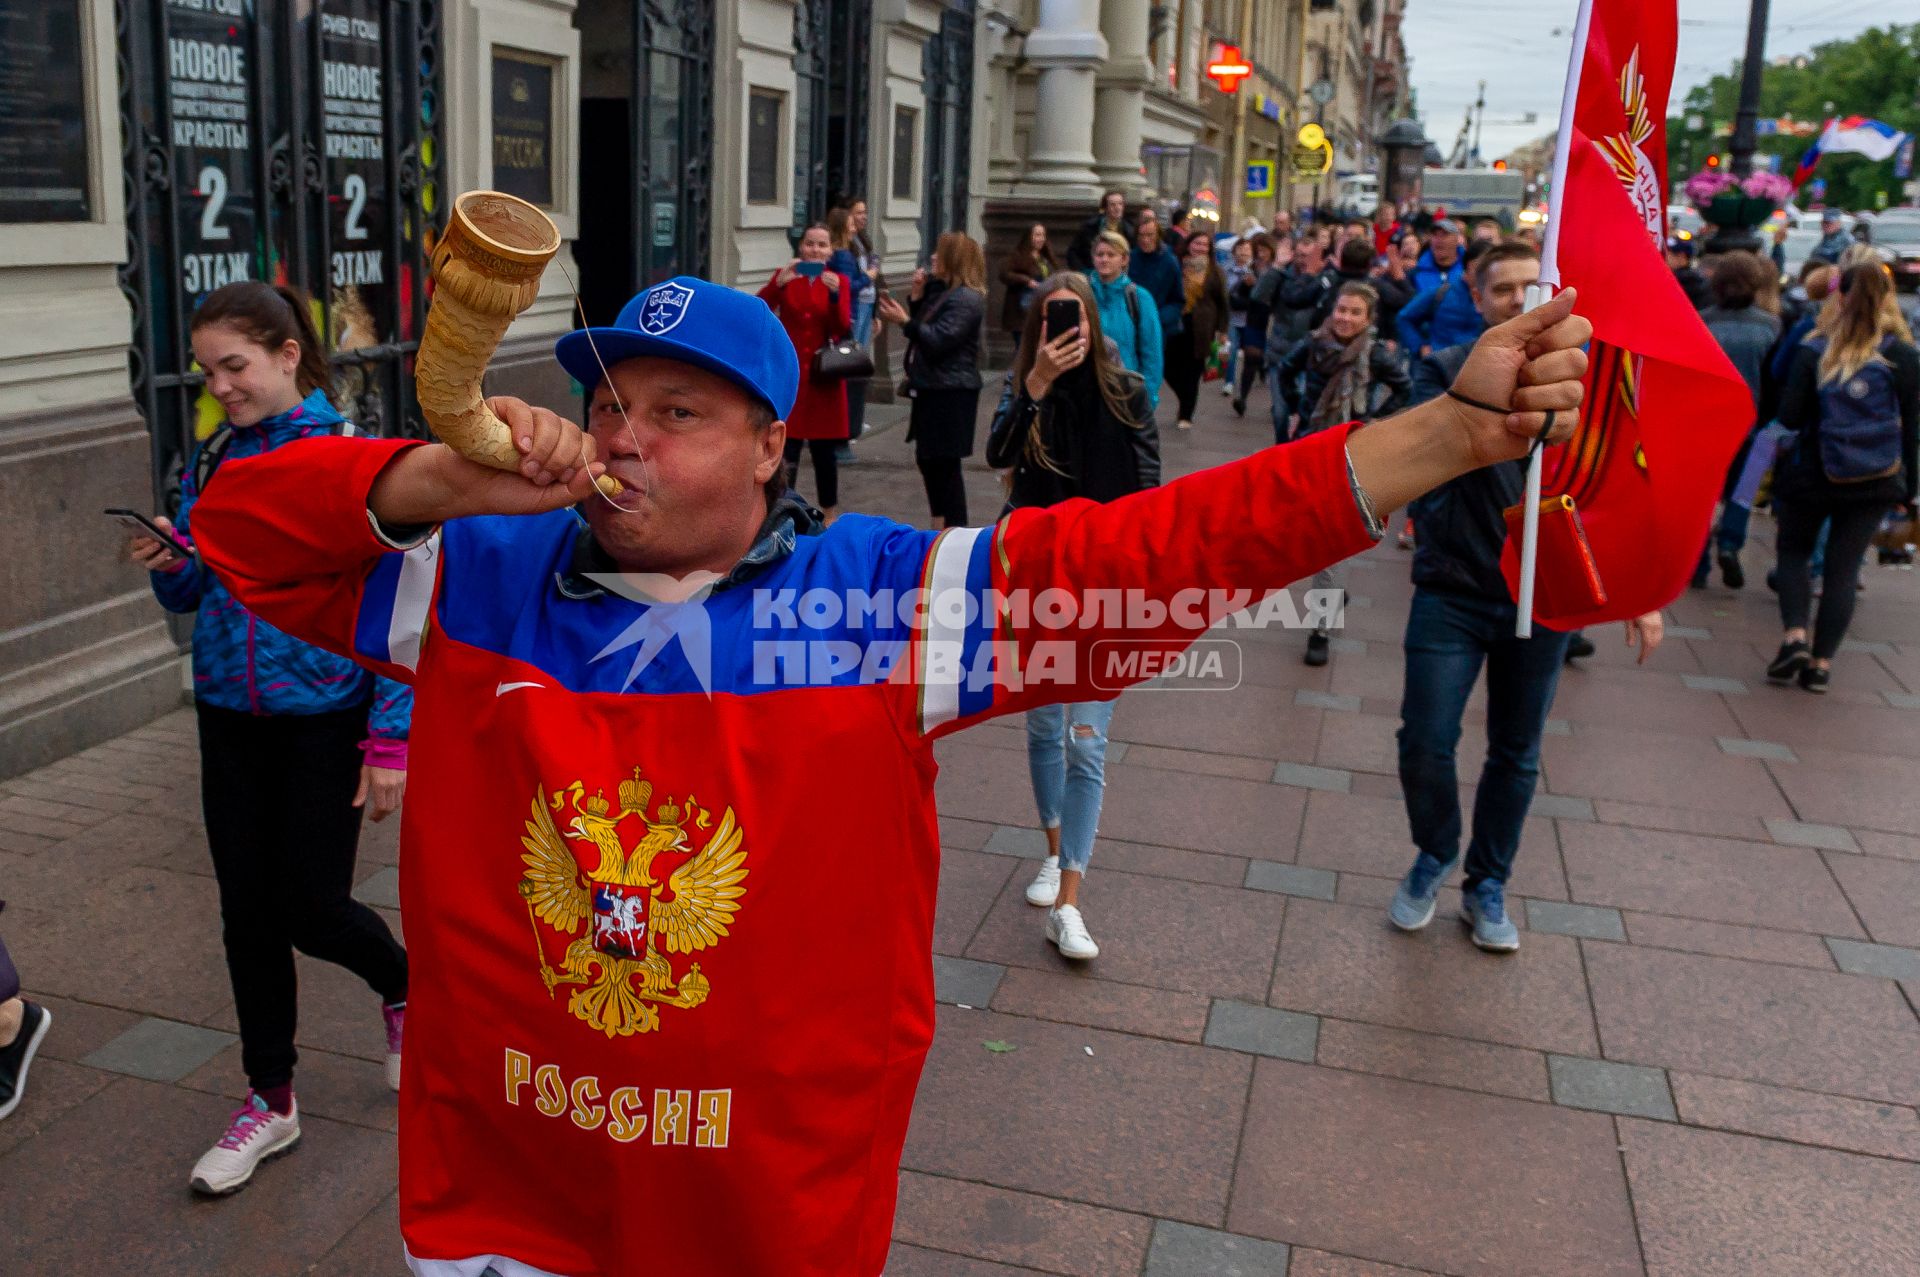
[198,703,407,1091]
[845,378,870,441]
[918,457,969,527]
[783,438,840,509]
[1237,347,1266,400]
[1775,499,1888,659]
[1165,336,1205,421]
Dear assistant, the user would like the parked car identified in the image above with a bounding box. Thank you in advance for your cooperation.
[1872,208,1920,292]
[1779,226,1828,280]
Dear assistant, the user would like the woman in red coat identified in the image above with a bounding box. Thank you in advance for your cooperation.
[759,223,853,520]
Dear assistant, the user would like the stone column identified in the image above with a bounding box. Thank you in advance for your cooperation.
[1016,0,1107,196]
[1091,0,1152,193]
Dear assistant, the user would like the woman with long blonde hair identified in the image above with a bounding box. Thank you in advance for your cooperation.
[984,272,1159,960]
[1765,262,1918,691]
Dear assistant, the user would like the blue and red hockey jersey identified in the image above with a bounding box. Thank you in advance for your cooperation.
[188,425,1375,1277]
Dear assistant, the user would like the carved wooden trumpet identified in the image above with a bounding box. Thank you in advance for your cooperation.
[416,190,620,495]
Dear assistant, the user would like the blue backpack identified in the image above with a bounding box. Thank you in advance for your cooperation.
[1809,336,1902,484]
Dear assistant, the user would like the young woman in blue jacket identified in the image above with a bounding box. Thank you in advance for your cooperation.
[125,281,411,1197]
[1086,231,1163,412]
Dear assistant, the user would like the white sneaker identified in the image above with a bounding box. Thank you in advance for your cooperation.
[1025,855,1062,907]
[1046,905,1100,960]
[190,1092,301,1195]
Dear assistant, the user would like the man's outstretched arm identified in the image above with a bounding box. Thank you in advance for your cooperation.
[909,292,1592,736]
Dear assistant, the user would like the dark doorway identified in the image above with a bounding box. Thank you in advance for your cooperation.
[574,99,633,326]
[573,0,713,317]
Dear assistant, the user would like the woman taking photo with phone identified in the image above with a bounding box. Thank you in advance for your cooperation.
[985,273,1160,960]
[760,222,853,520]
[879,231,986,528]
[124,280,411,1196]
[1165,229,1230,431]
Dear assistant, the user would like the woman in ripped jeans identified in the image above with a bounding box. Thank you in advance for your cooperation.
[984,274,1160,960]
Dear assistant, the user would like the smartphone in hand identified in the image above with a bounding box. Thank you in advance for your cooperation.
[1043,297,1080,344]
[105,507,192,563]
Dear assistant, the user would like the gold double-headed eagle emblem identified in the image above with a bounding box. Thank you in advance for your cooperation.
[517,768,748,1037]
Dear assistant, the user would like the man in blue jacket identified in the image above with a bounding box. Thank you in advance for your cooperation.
[1410,218,1465,293]
[1396,219,1480,355]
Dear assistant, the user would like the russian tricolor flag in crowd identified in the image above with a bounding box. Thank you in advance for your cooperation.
[1793,116,1911,188]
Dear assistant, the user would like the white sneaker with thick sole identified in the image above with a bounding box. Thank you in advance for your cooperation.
[1046,905,1100,960]
[1025,855,1062,907]
[190,1093,301,1196]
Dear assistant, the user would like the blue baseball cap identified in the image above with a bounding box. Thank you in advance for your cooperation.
[555,276,800,420]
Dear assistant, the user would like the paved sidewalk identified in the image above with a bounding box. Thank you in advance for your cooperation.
[4,380,1919,1275]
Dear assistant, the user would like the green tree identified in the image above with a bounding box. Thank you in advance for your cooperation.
[1666,23,1919,212]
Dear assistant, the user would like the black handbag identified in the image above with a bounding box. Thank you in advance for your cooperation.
[813,338,873,381]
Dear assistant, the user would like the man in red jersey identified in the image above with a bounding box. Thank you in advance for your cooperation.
[189,275,1589,1277]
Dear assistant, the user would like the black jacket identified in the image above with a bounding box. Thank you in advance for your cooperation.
[986,366,1160,509]
[1066,213,1136,272]
[1259,265,1337,349]
[903,282,985,393]
[1672,266,1711,312]
[1370,272,1416,339]
[1406,340,1529,602]
[1773,338,1920,507]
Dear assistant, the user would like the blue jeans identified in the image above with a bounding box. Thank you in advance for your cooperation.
[1025,699,1117,875]
[1397,589,1570,890]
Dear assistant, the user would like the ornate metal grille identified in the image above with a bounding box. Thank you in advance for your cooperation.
[634,0,714,284]
[827,0,872,208]
[792,0,830,238]
[919,2,975,252]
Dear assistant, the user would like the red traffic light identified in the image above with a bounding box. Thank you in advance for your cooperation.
[1492,159,1508,172]
[1207,44,1252,93]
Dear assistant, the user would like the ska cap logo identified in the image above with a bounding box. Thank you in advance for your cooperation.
[638,281,695,336]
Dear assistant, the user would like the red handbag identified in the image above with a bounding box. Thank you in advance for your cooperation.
[1503,493,1608,620]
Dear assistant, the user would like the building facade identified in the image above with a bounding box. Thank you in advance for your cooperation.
[0,0,995,777]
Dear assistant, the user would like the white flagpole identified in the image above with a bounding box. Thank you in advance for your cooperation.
[1516,0,1595,638]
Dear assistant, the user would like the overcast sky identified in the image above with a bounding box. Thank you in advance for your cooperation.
[1403,0,1907,163]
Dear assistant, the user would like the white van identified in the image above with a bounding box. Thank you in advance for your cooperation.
[1335,173,1379,212]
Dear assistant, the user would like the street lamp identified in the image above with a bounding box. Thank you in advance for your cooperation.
[1728,0,1771,177]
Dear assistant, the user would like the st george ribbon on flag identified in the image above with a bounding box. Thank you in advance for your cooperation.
[1501,0,1754,631]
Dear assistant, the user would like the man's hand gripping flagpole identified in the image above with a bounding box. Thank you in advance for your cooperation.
[1516,0,1596,639]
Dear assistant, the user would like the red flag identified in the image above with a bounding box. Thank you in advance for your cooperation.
[1502,0,1753,628]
